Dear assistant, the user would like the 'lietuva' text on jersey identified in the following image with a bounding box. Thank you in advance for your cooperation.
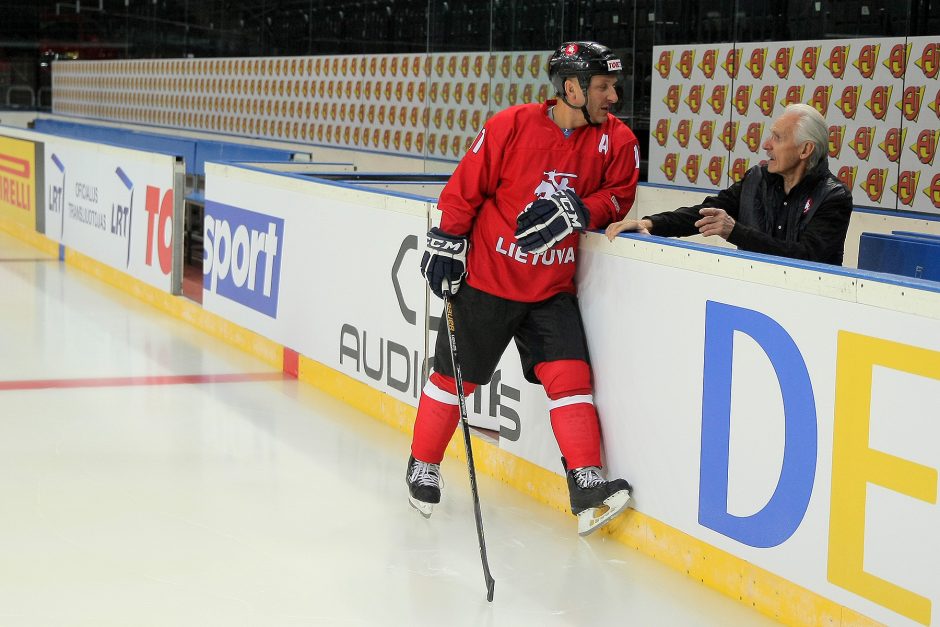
[438,100,639,302]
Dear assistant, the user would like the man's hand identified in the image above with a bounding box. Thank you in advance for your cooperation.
[420,227,468,299]
[514,190,590,254]
[605,218,651,241]
[695,207,735,239]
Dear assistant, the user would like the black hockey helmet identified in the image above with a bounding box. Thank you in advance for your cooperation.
[548,41,623,124]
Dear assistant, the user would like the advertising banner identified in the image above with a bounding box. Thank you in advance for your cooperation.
[577,236,940,627]
[42,136,181,293]
[202,163,429,408]
[0,134,42,229]
[52,50,551,162]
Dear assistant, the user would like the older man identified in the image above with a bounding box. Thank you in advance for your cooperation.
[607,103,853,265]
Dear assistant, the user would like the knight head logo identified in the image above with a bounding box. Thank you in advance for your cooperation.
[529,54,542,78]
[664,84,683,113]
[522,84,532,104]
[471,111,482,131]
[924,173,940,209]
[682,154,701,184]
[514,54,526,78]
[850,127,876,160]
[429,82,437,102]
[404,131,413,152]
[674,119,692,147]
[500,55,511,78]
[410,107,419,127]
[661,153,679,181]
[746,47,767,78]
[898,86,925,122]
[720,121,740,151]
[861,168,888,202]
[696,120,715,149]
[699,49,718,78]
[879,127,906,162]
[798,46,821,78]
[494,83,504,106]
[460,56,470,77]
[884,43,911,78]
[772,47,793,79]
[466,83,476,105]
[487,56,497,78]
[708,84,728,114]
[781,85,804,108]
[865,85,892,120]
[853,44,880,79]
[415,132,424,153]
[479,83,489,105]
[722,49,741,79]
[473,55,484,78]
[733,85,752,115]
[828,125,846,157]
[656,50,673,79]
[757,85,777,117]
[912,129,939,165]
[893,170,921,206]
[433,108,443,128]
[508,83,518,105]
[928,87,940,119]
[441,82,451,103]
[653,118,671,147]
[743,122,764,153]
[809,85,832,116]
[837,165,857,190]
[729,158,750,182]
[407,82,415,101]
[826,45,850,79]
[706,156,725,186]
[836,86,861,119]
[458,110,467,131]
[448,56,458,77]
[390,57,398,76]
[396,81,404,101]
[677,49,696,79]
[915,42,940,79]
[685,84,704,113]
[455,82,465,104]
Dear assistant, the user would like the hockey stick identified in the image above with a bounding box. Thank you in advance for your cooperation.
[442,291,496,603]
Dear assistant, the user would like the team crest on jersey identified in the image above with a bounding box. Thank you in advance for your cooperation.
[533,170,578,199]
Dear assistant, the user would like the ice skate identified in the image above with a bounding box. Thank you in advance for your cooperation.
[563,457,632,536]
[406,455,443,518]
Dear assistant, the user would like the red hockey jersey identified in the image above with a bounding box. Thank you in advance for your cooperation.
[439,100,639,302]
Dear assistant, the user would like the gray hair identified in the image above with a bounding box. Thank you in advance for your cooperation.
[785,103,828,169]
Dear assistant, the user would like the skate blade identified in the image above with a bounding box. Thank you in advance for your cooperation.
[577,489,632,537]
[408,496,434,519]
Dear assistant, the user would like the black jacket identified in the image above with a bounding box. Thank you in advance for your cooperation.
[646,158,854,265]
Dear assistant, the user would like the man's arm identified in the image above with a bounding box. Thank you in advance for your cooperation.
[727,192,853,263]
[645,181,744,237]
[580,128,640,229]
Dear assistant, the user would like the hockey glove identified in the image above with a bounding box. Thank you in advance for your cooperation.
[514,190,590,254]
[420,227,468,299]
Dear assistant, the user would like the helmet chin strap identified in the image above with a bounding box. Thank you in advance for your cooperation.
[559,76,601,127]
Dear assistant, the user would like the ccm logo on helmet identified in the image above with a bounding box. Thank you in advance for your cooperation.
[606,59,622,71]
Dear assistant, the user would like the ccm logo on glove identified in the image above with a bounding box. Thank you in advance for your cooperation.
[514,190,590,254]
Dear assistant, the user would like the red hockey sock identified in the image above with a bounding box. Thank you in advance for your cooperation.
[410,372,477,464]
[535,360,602,469]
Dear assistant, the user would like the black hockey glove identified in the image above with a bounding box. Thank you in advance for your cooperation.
[420,227,468,299]
[514,189,590,254]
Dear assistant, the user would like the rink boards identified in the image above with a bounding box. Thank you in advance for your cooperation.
[3,124,940,626]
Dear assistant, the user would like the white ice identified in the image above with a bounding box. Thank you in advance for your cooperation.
[0,230,778,626]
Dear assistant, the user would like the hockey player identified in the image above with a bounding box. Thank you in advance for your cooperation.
[408,41,640,536]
